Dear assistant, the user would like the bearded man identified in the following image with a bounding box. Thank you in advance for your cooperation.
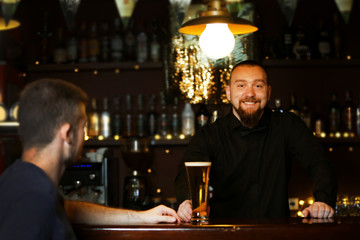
[175,60,337,221]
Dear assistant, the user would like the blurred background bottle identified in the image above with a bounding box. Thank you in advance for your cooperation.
[342,90,356,137]
[195,102,210,130]
[328,92,341,137]
[182,102,195,137]
[112,96,122,138]
[100,97,111,138]
[87,98,100,138]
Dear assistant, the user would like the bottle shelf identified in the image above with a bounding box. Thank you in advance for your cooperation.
[262,59,360,68]
[26,61,162,73]
[317,136,360,145]
[84,136,190,147]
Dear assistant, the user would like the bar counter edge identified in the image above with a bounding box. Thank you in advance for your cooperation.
[73,217,360,240]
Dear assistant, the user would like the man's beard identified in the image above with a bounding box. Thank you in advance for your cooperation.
[232,100,264,128]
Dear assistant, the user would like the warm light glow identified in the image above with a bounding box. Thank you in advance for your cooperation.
[114,135,120,140]
[199,23,235,60]
[98,135,104,140]
[166,134,173,140]
[308,199,314,205]
[297,211,304,217]
[299,200,305,206]
[0,18,20,31]
[179,134,186,139]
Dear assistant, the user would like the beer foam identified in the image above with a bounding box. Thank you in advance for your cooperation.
[185,162,212,167]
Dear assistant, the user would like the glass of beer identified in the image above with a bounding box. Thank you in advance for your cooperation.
[185,161,211,223]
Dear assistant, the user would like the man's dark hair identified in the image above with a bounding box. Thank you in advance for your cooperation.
[18,78,88,150]
[229,60,269,84]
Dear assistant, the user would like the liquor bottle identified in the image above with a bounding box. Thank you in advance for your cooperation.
[111,18,124,62]
[136,24,148,63]
[100,97,111,138]
[112,95,122,138]
[287,92,299,116]
[136,94,146,137]
[313,109,326,138]
[87,98,100,138]
[328,92,341,137]
[88,21,100,62]
[150,20,161,62]
[332,12,343,59]
[293,26,311,60]
[53,27,66,64]
[124,19,136,61]
[317,21,332,59]
[157,92,169,137]
[273,98,284,113]
[356,94,360,136]
[0,97,8,122]
[100,20,111,62]
[124,94,135,137]
[210,105,221,123]
[283,25,294,59]
[182,102,195,137]
[78,21,88,63]
[342,90,356,137]
[38,11,52,64]
[146,94,158,138]
[66,22,78,63]
[170,96,181,137]
[195,102,210,130]
[299,98,311,128]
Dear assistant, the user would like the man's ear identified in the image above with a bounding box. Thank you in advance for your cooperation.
[59,123,72,145]
[226,85,231,102]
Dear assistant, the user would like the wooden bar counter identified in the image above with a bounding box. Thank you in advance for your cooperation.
[73,217,360,240]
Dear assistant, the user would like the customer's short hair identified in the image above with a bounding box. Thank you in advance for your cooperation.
[229,60,269,84]
[18,78,88,150]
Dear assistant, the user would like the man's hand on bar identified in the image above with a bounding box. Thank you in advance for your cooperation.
[302,201,334,219]
[177,200,193,222]
[140,205,181,224]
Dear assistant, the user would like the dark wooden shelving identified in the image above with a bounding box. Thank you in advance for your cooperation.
[26,62,163,73]
[84,137,190,147]
[262,59,360,68]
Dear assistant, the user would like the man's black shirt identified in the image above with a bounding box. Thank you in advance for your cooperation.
[175,108,337,219]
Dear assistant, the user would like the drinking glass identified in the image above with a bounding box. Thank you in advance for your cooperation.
[185,162,211,223]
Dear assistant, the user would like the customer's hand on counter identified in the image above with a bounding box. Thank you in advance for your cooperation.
[140,205,181,224]
[177,200,192,222]
[302,201,334,219]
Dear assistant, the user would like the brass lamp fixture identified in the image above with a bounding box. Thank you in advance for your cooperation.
[0,0,21,31]
[178,0,258,59]
[0,18,19,30]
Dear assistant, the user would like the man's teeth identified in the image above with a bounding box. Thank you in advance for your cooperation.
[243,101,257,104]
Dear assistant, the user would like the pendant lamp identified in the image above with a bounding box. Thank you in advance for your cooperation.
[178,0,258,59]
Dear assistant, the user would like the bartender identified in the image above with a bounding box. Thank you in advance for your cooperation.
[175,60,337,221]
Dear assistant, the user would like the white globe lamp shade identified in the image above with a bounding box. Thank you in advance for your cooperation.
[199,23,235,60]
